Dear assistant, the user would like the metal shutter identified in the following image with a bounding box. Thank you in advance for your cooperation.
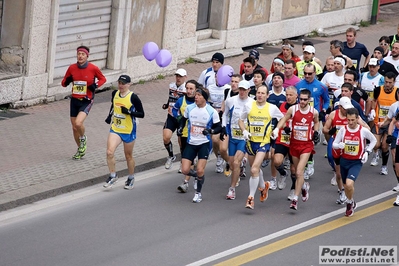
[54,0,112,78]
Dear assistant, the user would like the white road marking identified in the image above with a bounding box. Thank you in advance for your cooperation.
[186,190,397,266]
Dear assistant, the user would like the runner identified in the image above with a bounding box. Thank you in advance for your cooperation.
[238,85,284,210]
[222,80,254,199]
[177,86,221,203]
[332,108,377,216]
[272,89,320,211]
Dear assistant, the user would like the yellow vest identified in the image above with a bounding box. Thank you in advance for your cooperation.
[111,91,134,134]
[247,101,273,145]
[180,97,189,137]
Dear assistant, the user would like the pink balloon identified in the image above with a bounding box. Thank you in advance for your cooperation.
[142,42,159,61]
[217,65,234,86]
[155,49,172,67]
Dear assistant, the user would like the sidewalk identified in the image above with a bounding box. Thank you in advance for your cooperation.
[1,5,398,211]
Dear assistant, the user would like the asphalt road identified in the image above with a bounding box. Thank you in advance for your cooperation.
[0,145,397,266]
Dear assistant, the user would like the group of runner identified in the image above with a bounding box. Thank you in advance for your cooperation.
[161,26,399,216]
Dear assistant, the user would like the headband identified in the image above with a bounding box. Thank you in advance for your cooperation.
[282,44,293,50]
[196,89,209,101]
[273,58,285,66]
[77,48,89,56]
[334,57,345,66]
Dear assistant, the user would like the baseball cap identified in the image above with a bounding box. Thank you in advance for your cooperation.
[303,46,315,54]
[339,96,354,109]
[249,49,260,60]
[368,58,379,66]
[175,68,187,76]
[238,80,250,90]
[211,52,224,64]
[118,75,131,84]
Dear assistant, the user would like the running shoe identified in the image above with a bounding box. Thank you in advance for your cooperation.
[261,159,270,168]
[124,177,135,190]
[192,192,202,203]
[245,196,254,209]
[322,139,328,145]
[345,202,354,217]
[304,169,309,180]
[226,188,236,200]
[193,179,197,190]
[224,163,232,177]
[269,178,277,190]
[306,160,314,177]
[215,164,224,173]
[240,165,246,178]
[380,165,388,175]
[72,150,82,160]
[216,154,224,167]
[278,174,287,190]
[78,135,87,154]
[331,173,337,186]
[236,178,240,187]
[393,183,399,192]
[336,190,347,205]
[165,155,176,169]
[393,195,399,206]
[287,189,295,201]
[103,175,118,188]
[370,152,379,166]
[259,181,270,202]
[177,163,182,173]
[301,182,310,202]
[283,157,290,170]
[177,181,189,193]
[290,199,298,210]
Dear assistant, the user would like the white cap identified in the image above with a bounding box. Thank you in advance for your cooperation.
[238,80,250,90]
[368,58,379,66]
[175,68,187,76]
[339,96,354,109]
[303,46,315,54]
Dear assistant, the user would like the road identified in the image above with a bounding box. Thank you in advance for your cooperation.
[0,145,397,266]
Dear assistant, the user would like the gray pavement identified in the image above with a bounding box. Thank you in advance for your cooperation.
[1,4,398,211]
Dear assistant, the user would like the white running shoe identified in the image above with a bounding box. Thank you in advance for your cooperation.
[177,163,182,173]
[165,155,176,169]
[226,188,236,200]
[304,168,309,180]
[306,160,314,177]
[336,190,347,204]
[215,164,224,173]
[216,154,224,166]
[331,173,337,186]
[380,165,388,175]
[277,174,287,190]
[269,178,277,190]
[301,182,310,202]
[193,180,197,190]
[370,152,379,166]
[283,157,290,170]
[192,193,202,203]
[287,189,295,201]
[394,195,399,206]
[393,183,399,192]
[177,182,189,193]
[322,139,328,145]
[236,177,241,187]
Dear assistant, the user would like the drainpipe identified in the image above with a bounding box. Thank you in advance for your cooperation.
[370,0,379,25]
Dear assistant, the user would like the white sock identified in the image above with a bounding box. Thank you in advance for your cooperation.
[249,176,259,197]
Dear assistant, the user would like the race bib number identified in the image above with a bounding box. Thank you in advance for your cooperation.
[329,94,334,107]
[231,125,244,139]
[309,97,314,107]
[190,123,206,137]
[280,132,290,144]
[112,113,126,129]
[344,140,359,156]
[379,106,389,119]
[293,125,309,141]
[72,81,87,96]
[366,90,374,99]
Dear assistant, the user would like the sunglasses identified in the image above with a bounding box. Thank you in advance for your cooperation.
[304,72,314,76]
[379,43,389,46]
[299,98,309,101]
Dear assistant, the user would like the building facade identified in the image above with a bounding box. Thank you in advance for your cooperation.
[0,0,372,106]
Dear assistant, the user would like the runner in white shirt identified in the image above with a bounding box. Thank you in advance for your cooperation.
[177,87,221,203]
[222,80,255,200]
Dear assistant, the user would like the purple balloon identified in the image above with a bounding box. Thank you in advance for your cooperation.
[216,65,234,86]
[142,42,159,61]
[155,49,172,68]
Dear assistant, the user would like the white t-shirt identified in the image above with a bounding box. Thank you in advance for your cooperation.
[223,96,255,140]
[384,56,399,87]
[208,83,230,111]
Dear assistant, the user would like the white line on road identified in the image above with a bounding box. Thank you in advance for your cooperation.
[186,190,397,266]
